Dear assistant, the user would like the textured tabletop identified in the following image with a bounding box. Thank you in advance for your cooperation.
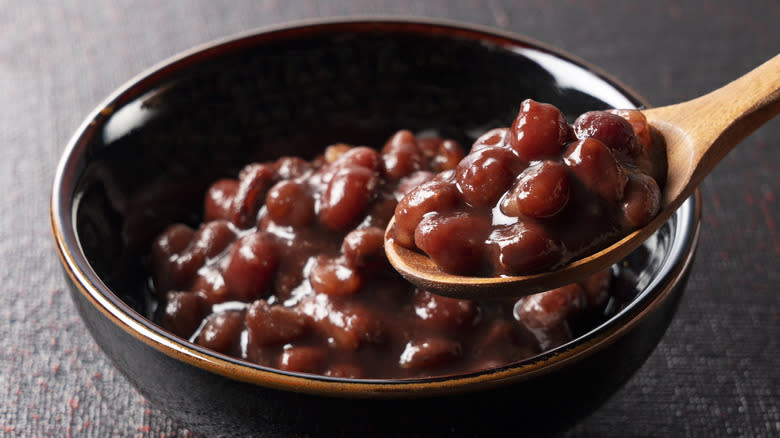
[1,1,778,437]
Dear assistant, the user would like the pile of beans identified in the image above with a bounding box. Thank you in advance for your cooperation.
[150,104,645,378]
[390,99,666,276]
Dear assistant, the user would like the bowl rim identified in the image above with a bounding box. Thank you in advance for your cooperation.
[51,16,702,398]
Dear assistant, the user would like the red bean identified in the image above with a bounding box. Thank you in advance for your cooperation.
[621,172,661,228]
[433,169,456,182]
[233,163,276,228]
[455,146,525,208]
[417,136,441,157]
[635,127,668,187]
[486,222,564,275]
[573,110,641,158]
[434,139,466,171]
[239,162,275,181]
[318,166,378,231]
[608,109,651,148]
[508,99,571,161]
[342,227,385,268]
[191,270,230,306]
[500,160,570,218]
[162,291,209,339]
[418,137,466,171]
[170,251,205,290]
[190,220,238,259]
[278,346,327,373]
[332,146,382,172]
[273,156,309,180]
[203,165,275,229]
[381,130,424,179]
[514,284,585,350]
[413,290,479,331]
[203,179,238,223]
[303,300,384,350]
[471,127,509,152]
[564,137,628,204]
[223,232,279,302]
[150,224,197,293]
[151,227,205,293]
[395,170,435,199]
[196,310,245,354]
[392,179,460,248]
[265,180,315,227]
[309,256,362,297]
[398,338,462,370]
[330,304,386,349]
[151,224,195,264]
[610,110,668,185]
[414,212,491,275]
[246,300,309,346]
[516,284,587,327]
[342,303,387,349]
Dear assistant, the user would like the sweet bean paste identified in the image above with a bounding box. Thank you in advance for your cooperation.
[150,100,665,379]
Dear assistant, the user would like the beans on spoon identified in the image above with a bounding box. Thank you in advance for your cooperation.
[386,54,780,299]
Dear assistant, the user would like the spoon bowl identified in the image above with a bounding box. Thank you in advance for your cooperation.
[386,54,780,299]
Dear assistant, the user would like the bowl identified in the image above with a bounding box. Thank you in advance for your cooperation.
[51,18,701,437]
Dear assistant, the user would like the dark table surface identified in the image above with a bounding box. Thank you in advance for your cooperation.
[2,1,778,437]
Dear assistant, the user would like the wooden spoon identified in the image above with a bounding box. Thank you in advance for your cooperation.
[385,54,780,299]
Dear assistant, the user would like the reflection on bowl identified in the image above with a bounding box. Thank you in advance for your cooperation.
[51,18,700,437]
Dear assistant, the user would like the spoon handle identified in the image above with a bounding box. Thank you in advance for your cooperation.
[644,53,780,207]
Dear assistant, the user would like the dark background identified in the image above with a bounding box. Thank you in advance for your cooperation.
[1,1,777,436]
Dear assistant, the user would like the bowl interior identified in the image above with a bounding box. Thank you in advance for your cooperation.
[57,21,685,384]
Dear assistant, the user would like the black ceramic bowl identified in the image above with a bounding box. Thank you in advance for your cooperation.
[51,19,701,437]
